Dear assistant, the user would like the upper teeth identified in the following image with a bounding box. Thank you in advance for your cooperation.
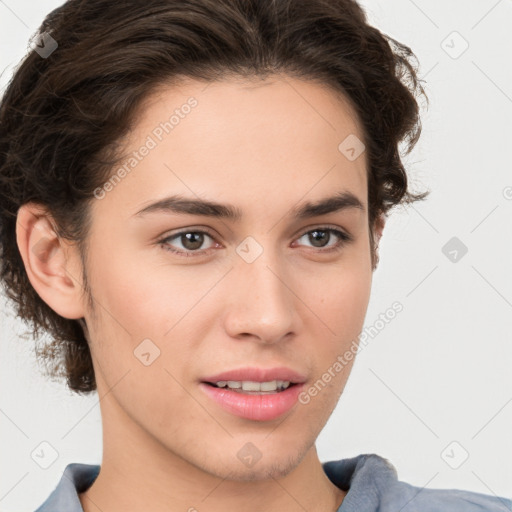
[215,380,291,391]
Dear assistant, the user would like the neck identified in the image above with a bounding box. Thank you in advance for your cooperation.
[79,408,346,512]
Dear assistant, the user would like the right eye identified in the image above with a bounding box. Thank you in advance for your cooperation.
[158,229,219,257]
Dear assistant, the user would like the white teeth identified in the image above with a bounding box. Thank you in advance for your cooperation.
[259,380,277,391]
[242,381,263,391]
[214,380,291,391]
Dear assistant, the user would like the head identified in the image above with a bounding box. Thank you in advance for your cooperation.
[1,0,428,480]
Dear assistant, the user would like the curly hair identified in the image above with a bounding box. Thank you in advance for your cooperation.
[0,0,429,395]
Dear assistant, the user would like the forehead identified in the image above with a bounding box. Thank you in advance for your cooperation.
[93,74,368,222]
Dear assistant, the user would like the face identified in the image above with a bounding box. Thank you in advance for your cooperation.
[58,75,375,480]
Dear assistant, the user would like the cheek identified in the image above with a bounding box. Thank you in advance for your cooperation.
[86,289,200,432]
[94,352,206,446]
[84,249,216,403]
[301,254,372,336]
[295,247,372,385]
[330,238,373,328]
[90,249,205,342]
[295,355,357,443]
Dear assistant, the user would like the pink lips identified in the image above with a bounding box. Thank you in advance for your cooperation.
[199,366,307,421]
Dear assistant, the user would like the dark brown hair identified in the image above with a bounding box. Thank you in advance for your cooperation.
[0,0,429,394]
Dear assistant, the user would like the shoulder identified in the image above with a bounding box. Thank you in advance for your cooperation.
[323,453,512,512]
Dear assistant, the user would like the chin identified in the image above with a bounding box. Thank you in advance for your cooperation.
[201,438,311,482]
[218,455,303,482]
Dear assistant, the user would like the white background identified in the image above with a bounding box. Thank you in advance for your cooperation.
[1,0,511,510]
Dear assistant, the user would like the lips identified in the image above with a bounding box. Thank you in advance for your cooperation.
[199,380,306,421]
[199,366,308,421]
[201,366,307,385]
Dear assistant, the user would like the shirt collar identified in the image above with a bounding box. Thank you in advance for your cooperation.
[35,462,100,512]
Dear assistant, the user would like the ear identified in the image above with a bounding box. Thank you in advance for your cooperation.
[371,212,386,271]
[375,212,386,244]
[15,202,87,320]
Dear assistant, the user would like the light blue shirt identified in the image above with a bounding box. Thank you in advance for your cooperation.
[35,453,512,512]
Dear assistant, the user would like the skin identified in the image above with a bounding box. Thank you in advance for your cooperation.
[16,74,384,512]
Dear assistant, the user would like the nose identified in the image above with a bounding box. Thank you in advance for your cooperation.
[222,247,300,345]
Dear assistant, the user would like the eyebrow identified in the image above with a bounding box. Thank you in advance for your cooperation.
[132,190,365,221]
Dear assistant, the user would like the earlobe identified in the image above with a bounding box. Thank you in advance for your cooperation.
[15,202,86,320]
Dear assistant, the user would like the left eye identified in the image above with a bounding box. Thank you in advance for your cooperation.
[159,227,351,257]
[295,228,351,251]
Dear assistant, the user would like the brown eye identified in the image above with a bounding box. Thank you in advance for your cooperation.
[159,230,217,257]
[178,232,205,251]
[306,229,330,248]
[296,227,352,252]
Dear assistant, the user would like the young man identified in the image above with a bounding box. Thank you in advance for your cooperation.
[0,0,510,511]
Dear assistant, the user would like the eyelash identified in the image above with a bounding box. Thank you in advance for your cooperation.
[157,225,353,258]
